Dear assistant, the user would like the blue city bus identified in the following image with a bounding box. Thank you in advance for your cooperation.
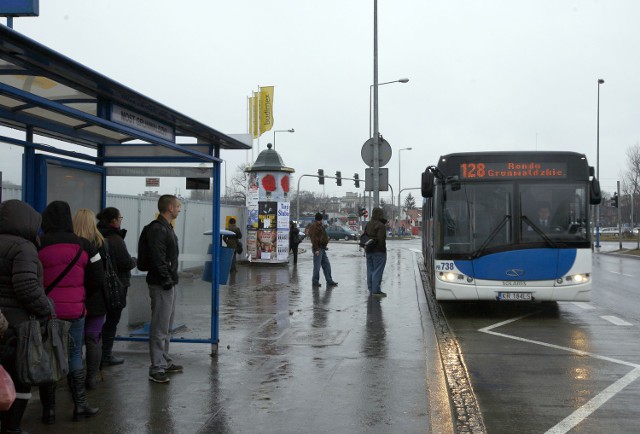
[421,151,602,301]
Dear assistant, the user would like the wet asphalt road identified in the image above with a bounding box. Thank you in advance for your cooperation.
[437,244,640,433]
[21,238,448,434]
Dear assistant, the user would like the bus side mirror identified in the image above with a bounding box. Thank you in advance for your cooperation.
[421,171,434,198]
[590,178,602,205]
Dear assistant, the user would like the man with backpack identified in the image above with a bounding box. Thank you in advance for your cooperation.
[138,195,182,384]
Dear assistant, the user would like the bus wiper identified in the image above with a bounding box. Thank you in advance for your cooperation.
[472,214,511,258]
[521,215,558,248]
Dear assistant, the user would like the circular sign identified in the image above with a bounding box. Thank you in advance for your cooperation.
[361,137,392,167]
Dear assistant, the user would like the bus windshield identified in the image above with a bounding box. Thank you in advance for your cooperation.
[438,181,590,256]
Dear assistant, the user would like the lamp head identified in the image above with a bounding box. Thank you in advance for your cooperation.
[398,78,410,83]
[598,79,605,84]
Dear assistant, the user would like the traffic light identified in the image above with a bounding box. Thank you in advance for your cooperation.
[612,192,619,208]
[336,171,342,186]
[354,173,360,188]
[318,169,324,185]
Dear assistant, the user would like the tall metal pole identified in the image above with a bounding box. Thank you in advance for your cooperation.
[372,0,380,208]
[617,180,622,250]
[397,147,412,235]
[595,78,604,249]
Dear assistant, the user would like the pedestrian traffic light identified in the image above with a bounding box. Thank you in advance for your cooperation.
[318,169,324,185]
[358,207,365,217]
[354,173,360,188]
[612,192,619,208]
[336,171,342,186]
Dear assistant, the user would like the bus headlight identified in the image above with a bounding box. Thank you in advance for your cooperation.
[437,272,473,284]
[563,273,589,284]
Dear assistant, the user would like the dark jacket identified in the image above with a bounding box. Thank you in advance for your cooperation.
[223,224,242,251]
[364,208,387,253]
[289,225,300,249]
[0,200,51,328]
[308,221,329,252]
[145,215,179,288]
[84,242,109,317]
[97,221,137,287]
[38,201,104,320]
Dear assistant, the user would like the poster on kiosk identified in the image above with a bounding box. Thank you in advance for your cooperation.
[246,171,291,263]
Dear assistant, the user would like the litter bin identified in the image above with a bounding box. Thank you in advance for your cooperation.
[202,229,235,284]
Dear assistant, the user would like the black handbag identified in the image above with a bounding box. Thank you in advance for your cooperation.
[359,232,377,252]
[15,300,70,386]
[103,239,125,311]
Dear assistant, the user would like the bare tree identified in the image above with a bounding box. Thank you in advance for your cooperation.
[622,143,640,228]
[228,163,250,202]
[622,144,640,195]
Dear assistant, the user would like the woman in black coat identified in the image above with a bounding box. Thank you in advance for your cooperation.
[0,200,51,432]
[96,207,137,366]
[289,221,302,265]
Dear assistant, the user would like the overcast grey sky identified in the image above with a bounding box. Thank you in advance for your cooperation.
[5,0,640,198]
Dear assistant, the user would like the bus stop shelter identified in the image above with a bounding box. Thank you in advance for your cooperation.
[0,24,250,353]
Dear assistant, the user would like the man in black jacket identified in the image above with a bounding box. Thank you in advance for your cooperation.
[145,195,182,383]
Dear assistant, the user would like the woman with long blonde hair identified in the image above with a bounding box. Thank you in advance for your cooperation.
[73,208,107,390]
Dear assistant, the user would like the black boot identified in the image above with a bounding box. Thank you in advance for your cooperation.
[101,336,124,366]
[85,338,102,390]
[1,398,30,433]
[39,383,56,424]
[68,370,99,421]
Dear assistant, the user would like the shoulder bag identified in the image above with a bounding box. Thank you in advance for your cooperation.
[103,239,126,311]
[15,299,70,386]
[359,231,377,253]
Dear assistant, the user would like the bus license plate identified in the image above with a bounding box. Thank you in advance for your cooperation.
[498,292,532,301]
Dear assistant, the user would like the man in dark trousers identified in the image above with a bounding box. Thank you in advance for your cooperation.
[308,212,338,288]
[145,195,182,383]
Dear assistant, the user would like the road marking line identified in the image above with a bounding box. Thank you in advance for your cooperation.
[479,314,640,434]
[608,271,634,277]
[570,302,596,310]
[546,369,640,434]
[600,315,633,326]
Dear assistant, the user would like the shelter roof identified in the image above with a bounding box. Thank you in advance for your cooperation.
[0,25,249,161]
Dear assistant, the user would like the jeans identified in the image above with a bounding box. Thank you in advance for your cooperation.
[312,248,334,284]
[149,283,177,374]
[366,252,387,294]
[66,317,85,372]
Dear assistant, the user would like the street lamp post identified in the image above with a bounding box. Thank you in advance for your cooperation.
[369,79,410,138]
[273,128,295,150]
[595,78,605,249]
[397,147,412,236]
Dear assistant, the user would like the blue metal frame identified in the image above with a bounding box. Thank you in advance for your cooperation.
[0,24,248,354]
[32,154,106,212]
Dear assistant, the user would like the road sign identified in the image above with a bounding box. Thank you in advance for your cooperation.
[145,177,160,187]
[361,137,392,167]
[364,168,388,191]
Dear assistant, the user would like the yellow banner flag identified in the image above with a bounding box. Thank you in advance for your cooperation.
[249,93,259,138]
[259,86,274,134]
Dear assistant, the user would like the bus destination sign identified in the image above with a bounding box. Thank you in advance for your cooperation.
[459,162,567,180]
